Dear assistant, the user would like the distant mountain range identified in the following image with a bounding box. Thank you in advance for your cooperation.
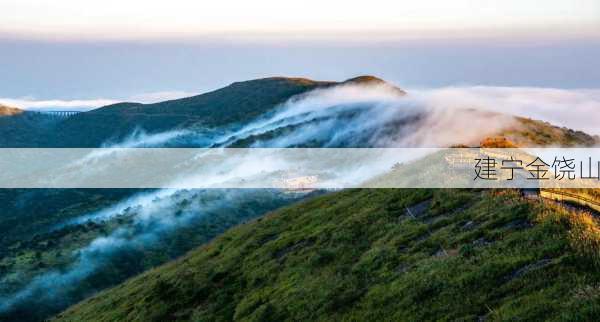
[0,76,596,148]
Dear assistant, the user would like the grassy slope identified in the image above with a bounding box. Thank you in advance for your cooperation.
[0,190,310,322]
[55,189,600,321]
[504,117,598,147]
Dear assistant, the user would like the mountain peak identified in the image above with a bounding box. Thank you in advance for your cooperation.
[342,75,406,95]
[228,76,335,88]
[228,75,398,90]
[0,104,24,116]
[342,75,386,84]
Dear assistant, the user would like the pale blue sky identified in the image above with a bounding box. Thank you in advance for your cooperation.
[2,38,599,100]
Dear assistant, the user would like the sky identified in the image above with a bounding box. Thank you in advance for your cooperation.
[2,0,599,40]
[1,0,599,109]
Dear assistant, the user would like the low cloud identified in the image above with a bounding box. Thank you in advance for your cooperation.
[0,189,293,315]
[209,84,600,148]
[0,98,118,111]
[3,86,597,137]
[417,86,600,135]
[213,83,518,148]
[0,91,197,111]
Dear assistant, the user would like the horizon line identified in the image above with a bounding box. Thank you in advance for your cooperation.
[2,25,599,45]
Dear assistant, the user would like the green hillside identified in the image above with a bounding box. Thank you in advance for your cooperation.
[55,189,600,321]
[0,77,331,147]
[51,77,337,147]
[0,189,312,322]
[0,111,60,147]
[1,76,402,147]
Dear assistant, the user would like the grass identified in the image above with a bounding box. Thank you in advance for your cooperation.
[54,188,600,321]
[0,190,305,322]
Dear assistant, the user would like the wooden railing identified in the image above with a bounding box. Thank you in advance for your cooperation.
[540,189,600,213]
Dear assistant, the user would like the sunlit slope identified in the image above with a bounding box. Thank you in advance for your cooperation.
[502,117,597,147]
[0,104,23,116]
[55,189,600,321]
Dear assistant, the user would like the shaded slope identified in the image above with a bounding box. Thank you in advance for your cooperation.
[51,77,339,147]
[55,189,600,321]
[1,75,407,147]
[0,189,314,322]
[0,111,61,147]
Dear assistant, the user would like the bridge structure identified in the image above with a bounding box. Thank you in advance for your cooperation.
[33,110,83,118]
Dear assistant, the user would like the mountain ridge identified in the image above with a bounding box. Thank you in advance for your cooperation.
[88,76,378,115]
[2,76,595,148]
[51,75,400,147]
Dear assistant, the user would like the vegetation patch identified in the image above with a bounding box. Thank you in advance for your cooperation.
[54,189,600,321]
